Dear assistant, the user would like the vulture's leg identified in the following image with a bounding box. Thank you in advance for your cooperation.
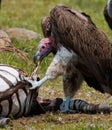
[61,96,77,113]
[61,64,83,113]
[21,75,49,90]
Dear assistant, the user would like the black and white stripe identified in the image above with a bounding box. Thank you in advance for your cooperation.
[60,99,111,114]
[0,64,38,126]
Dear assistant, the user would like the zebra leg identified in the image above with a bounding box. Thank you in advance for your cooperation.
[68,99,111,114]
[0,118,11,127]
[60,98,111,114]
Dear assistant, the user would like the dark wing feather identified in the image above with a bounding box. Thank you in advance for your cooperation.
[50,5,112,94]
[41,17,51,37]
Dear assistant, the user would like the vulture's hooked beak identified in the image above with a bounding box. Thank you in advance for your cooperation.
[33,51,41,65]
[33,47,52,65]
[34,37,55,65]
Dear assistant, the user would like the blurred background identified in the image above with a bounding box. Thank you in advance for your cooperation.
[0,0,111,73]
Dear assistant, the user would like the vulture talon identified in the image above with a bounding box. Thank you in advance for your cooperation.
[29,76,49,90]
[61,109,77,114]
[28,79,41,90]
[61,96,77,113]
[29,82,41,90]
[20,75,41,90]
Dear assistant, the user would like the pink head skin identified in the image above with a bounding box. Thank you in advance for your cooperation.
[34,36,56,65]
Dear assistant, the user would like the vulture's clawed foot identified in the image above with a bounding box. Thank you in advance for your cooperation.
[20,75,48,90]
[60,96,78,114]
[29,79,42,90]
[20,75,41,90]
[26,78,41,90]
[61,107,77,113]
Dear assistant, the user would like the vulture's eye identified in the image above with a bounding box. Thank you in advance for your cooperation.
[42,46,45,49]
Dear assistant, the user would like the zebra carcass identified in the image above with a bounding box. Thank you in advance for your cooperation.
[0,64,44,127]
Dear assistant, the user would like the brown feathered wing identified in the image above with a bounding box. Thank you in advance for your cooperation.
[49,5,112,94]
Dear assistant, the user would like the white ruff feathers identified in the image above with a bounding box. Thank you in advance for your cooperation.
[46,46,77,79]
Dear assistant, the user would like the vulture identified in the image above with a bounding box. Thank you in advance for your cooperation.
[24,5,112,112]
[47,5,112,95]
[0,64,44,127]
[104,0,112,29]
[34,40,83,113]
[31,16,84,113]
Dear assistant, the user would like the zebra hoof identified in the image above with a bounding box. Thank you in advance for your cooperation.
[0,118,11,127]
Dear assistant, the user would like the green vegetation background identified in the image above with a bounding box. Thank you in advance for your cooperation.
[0,0,112,130]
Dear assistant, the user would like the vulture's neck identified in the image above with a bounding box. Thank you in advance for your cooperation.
[107,0,112,18]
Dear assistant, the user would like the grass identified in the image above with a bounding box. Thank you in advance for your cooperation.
[0,0,112,130]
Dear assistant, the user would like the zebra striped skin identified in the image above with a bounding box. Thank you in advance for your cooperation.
[60,99,111,114]
[0,64,39,127]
